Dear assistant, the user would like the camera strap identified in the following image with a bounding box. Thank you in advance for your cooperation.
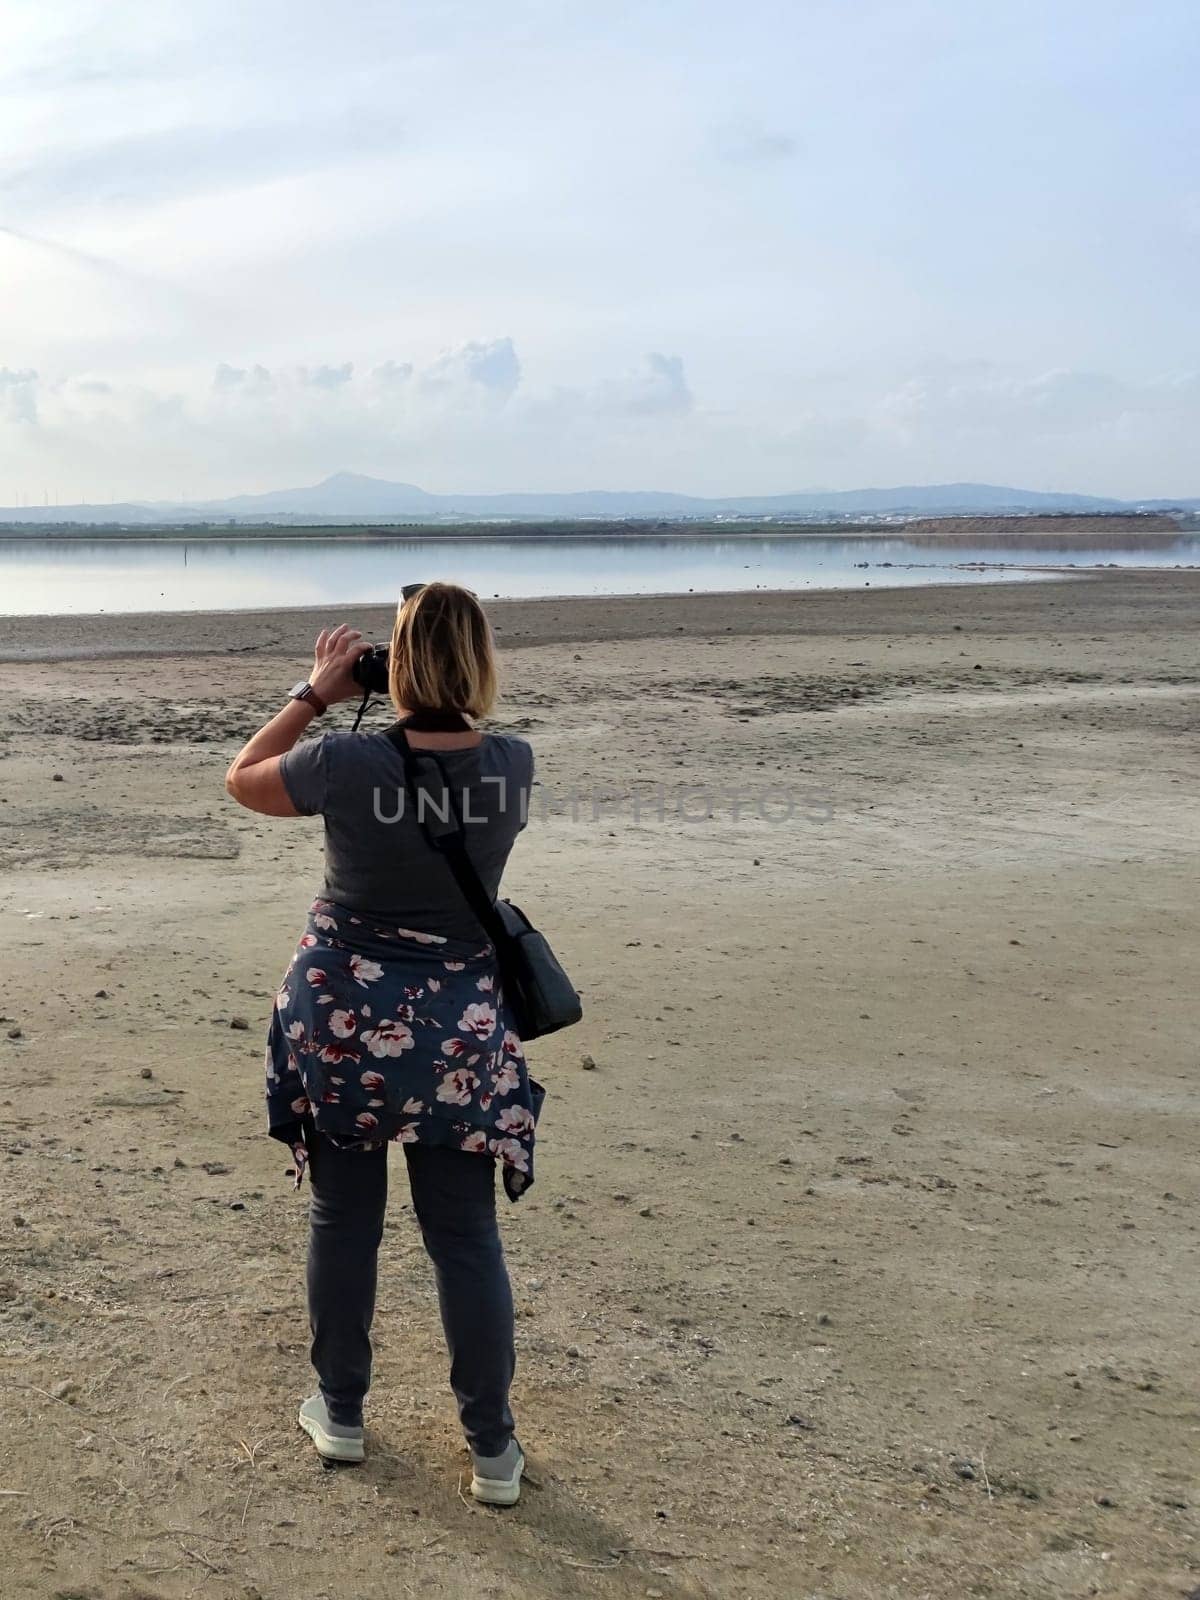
[382,721,516,961]
[350,685,373,733]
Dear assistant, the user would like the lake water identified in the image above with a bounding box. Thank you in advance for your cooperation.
[0,533,1197,616]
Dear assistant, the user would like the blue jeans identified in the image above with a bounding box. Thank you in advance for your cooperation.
[305,1131,516,1456]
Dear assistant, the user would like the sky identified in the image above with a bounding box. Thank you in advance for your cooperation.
[0,0,1197,504]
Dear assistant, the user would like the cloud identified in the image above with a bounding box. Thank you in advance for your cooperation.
[0,112,408,215]
[0,221,182,299]
[205,340,521,420]
[540,352,694,422]
[0,341,706,497]
[421,338,521,402]
[1,0,1196,510]
[371,360,414,386]
[710,121,799,165]
[0,366,38,423]
[213,362,272,391]
[878,366,1200,440]
[608,352,692,417]
[751,365,1200,494]
[300,362,354,390]
[5,344,1199,502]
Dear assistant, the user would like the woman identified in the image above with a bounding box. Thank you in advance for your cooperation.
[225,582,536,1507]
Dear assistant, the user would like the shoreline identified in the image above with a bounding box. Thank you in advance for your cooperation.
[0,570,1058,630]
[0,514,1194,546]
[0,526,1034,543]
[1,527,1194,543]
[2,567,1200,663]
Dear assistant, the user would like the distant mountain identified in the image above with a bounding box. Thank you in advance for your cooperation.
[192,473,1128,518]
[204,471,439,516]
[0,502,169,526]
[1,472,1197,526]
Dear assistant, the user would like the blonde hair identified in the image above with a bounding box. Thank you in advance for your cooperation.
[388,581,497,719]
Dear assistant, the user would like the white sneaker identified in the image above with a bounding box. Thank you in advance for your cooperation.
[470,1438,525,1506]
[298,1393,365,1463]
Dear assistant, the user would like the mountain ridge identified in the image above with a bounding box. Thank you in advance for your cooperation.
[1,471,1197,525]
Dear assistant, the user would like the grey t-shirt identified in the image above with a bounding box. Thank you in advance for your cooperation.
[280,729,533,943]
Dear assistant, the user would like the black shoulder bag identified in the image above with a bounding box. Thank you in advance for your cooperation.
[384,723,582,1042]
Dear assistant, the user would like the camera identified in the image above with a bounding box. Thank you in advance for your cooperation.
[352,644,390,694]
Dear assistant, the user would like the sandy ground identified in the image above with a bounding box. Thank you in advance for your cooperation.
[0,573,1197,1600]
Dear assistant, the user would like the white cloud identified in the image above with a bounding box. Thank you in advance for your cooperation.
[877,367,1200,443]
[370,360,414,386]
[0,343,708,497]
[420,338,521,403]
[1,1,1197,498]
[600,352,693,417]
[6,349,1198,503]
[0,367,38,423]
[300,362,355,391]
[213,362,272,391]
[788,366,1200,494]
[709,121,798,165]
[532,352,694,425]
[0,115,408,215]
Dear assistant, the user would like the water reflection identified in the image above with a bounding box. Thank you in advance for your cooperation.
[0,533,1196,616]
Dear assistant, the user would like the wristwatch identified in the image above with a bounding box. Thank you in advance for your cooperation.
[288,680,328,716]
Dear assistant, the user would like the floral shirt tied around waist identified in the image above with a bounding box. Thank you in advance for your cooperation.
[266,899,543,1200]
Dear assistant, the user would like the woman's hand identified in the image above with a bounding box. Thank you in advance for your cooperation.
[225,622,365,818]
[310,623,367,707]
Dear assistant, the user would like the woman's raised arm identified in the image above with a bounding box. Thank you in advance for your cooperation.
[224,624,365,816]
